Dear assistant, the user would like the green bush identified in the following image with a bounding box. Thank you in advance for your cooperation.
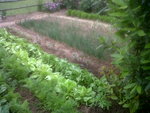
[79,0,108,14]
[79,0,92,12]
[107,0,150,112]
[67,9,116,23]
[61,0,79,9]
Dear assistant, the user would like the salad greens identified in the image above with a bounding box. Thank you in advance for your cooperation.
[0,29,115,112]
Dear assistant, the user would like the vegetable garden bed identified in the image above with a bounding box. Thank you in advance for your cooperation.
[19,18,113,59]
[0,29,127,113]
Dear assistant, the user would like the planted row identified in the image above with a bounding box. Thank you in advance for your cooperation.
[19,19,109,59]
[67,9,116,23]
[0,29,113,112]
[0,70,31,113]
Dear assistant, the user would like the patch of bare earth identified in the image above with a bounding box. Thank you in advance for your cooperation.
[8,25,114,77]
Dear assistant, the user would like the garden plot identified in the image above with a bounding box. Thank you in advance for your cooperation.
[5,11,118,76]
[0,29,127,113]
[49,12,115,37]
[9,24,113,76]
[19,17,116,59]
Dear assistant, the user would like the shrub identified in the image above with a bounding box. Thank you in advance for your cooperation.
[61,0,79,9]
[108,0,150,112]
[79,0,92,12]
[44,2,62,12]
[79,0,108,14]
[67,9,116,23]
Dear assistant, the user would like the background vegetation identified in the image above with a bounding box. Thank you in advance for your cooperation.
[67,9,116,23]
[0,0,49,16]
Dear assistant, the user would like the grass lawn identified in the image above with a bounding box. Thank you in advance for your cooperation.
[0,0,50,16]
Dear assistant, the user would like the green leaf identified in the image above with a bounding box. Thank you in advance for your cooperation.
[137,30,146,36]
[1,105,9,113]
[0,85,7,94]
[136,85,142,94]
[145,83,150,92]
[112,0,126,6]
[124,83,136,89]
[123,104,130,108]
[110,95,118,100]
[130,86,137,95]
[141,60,150,64]
[0,99,7,105]
[119,5,128,9]
[142,66,150,70]
[145,43,150,49]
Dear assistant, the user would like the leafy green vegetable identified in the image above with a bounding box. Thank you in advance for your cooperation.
[0,29,114,112]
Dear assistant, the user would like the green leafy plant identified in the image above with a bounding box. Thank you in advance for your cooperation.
[0,29,114,112]
[0,71,31,113]
[107,0,150,112]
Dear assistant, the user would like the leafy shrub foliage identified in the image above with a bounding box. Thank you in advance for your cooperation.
[61,0,79,9]
[79,0,108,14]
[67,9,116,23]
[44,2,62,12]
[108,0,150,112]
[61,0,108,14]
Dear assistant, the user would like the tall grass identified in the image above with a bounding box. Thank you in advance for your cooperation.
[20,19,111,59]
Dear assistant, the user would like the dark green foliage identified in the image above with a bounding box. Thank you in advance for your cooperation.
[61,0,108,14]
[108,0,150,112]
[79,0,108,14]
[61,0,79,9]
[78,0,92,12]
[67,9,116,23]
